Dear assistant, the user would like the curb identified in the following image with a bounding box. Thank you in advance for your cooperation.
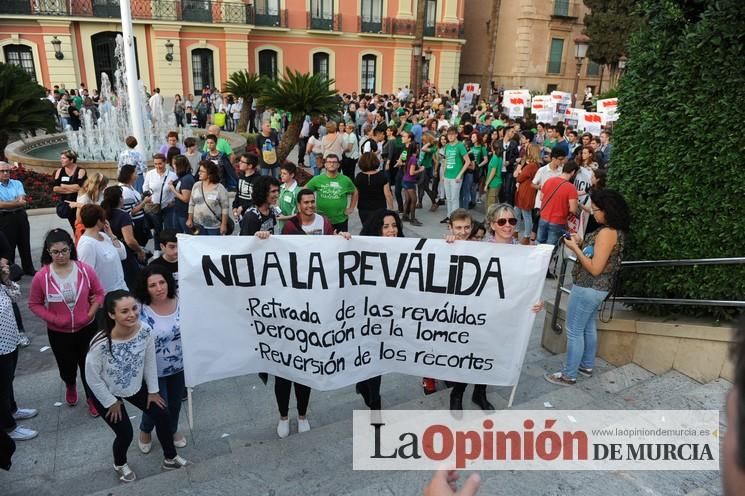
[27,207,56,217]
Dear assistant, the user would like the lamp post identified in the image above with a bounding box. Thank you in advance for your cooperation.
[572,34,590,107]
[165,40,174,63]
[119,0,146,155]
[51,36,64,60]
[422,49,432,93]
[410,41,422,99]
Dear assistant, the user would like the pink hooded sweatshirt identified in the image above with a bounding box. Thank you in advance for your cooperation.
[28,261,105,333]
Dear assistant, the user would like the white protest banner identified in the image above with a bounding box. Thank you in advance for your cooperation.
[596,98,619,122]
[563,107,586,129]
[179,235,553,391]
[550,91,572,124]
[502,89,532,119]
[579,112,606,135]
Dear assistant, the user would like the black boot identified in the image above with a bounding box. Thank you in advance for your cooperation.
[449,390,463,419]
[471,385,494,412]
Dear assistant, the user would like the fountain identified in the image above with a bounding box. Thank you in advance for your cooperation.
[5,35,244,176]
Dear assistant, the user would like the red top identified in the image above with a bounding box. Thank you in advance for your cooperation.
[514,161,540,210]
[540,176,578,225]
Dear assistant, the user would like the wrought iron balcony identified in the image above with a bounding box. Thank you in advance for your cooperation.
[307,12,341,31]
[0,0,288,27]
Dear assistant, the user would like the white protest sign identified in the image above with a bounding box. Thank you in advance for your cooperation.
[596,98,619,122]
[579,112,606,135]
[179,235,553,391]
[550,91,572,124]
[502,89,532,119]
[460,83,480,112]
[531,95,553,122]
[564,107,586,129]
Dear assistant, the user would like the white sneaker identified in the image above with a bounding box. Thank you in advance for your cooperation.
[114,463,136,482]
[9,425,38,441]
[277,418,290,438]
[297,418,311,433]
[12,408,38,420]
[162,455,190,470]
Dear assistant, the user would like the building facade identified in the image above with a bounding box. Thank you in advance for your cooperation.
[0,0,466,96]
[460,0,610,95]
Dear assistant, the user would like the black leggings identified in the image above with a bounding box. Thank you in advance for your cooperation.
[450,382,487,398]
[90,382,177,466]
[356,376,381,410]
[274,377,311,417]
[47,322,97,399]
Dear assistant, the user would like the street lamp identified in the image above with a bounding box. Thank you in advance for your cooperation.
[410,41,423,97]
[51,36,64,61]
[165,40,174,63]
[422,49,432,91]
[572,34,590,107]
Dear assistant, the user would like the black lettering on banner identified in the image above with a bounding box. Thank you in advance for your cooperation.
[261,252,286,286]
[339,251,360,288]
[202,254,255,286]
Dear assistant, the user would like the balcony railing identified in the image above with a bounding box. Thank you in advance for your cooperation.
[424,23,435,37]
[547,60,566,75]
[0,0,288,26]
[307,12,341,31]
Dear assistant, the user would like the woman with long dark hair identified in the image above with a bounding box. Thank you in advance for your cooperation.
[356,209,405,411]
[399,130,423,225]
[100,186,146,289]
[545,190,630,386]
[354,152,394,226]
[135,266,186,453]
[85,290,188,483]
[28,229,105,416]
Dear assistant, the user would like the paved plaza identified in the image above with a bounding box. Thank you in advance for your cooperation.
[0,204,727,495]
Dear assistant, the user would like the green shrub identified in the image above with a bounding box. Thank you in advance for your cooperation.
[608,0,745,320]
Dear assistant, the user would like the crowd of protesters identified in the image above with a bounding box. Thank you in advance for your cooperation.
[0,83,633,488]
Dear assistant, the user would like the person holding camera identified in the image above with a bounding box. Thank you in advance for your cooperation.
[545,189,630,386]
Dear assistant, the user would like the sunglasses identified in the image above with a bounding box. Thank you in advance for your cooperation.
[494,218,518,227]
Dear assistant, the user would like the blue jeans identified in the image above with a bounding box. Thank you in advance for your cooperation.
[134,174,144,194]
[200,227,221,236]
[537,219,566,246]
[260,166,280,179]
[140,371,185,435]
[515,207,533,239]
[173,214,188,234]
[561,285,609,380]
[459,173,473,209]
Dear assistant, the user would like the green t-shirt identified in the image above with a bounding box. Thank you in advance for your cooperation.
[403,122,413,133]
[486,155,504,189]
[72,95,83,110]
[443,142,468,180]
[471,145,487,166]
[202,137,233,156]
[419,148,435,169]
[305,173,356,224]
[277,182,299,230]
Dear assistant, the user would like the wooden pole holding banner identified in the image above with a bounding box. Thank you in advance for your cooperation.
[187,387,194,430]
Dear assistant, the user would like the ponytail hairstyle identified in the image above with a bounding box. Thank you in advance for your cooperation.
[89,290,136,355]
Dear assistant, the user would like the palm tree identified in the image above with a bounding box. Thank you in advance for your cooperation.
[259,69,340,162]
[223,70,265,133]
[0,63,57,160]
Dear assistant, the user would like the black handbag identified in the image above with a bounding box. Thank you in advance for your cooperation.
[55,200,71,219]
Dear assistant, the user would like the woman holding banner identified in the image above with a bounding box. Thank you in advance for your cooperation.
[136,266,186,454]
[356,209,405,410]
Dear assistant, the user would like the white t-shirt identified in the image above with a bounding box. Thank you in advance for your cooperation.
[77,233,128,292]
[51,263,78,311]
[531,164,563,209]
[301,214,326,235]
[573,167,593,206]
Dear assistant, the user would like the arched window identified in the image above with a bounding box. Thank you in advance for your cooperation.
[361,54,377,94]
[192,48,215,95]
[259,49,278,80]
[312,52,329,80]
[92,32,139,90]
[3,45,36,82]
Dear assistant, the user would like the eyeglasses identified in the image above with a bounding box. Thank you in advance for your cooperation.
[494,218,518,227]
[49,248,70,256]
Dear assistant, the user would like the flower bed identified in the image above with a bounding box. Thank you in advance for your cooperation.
[10,165,58,209]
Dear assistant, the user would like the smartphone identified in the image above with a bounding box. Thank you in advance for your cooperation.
[142,191,153,198]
